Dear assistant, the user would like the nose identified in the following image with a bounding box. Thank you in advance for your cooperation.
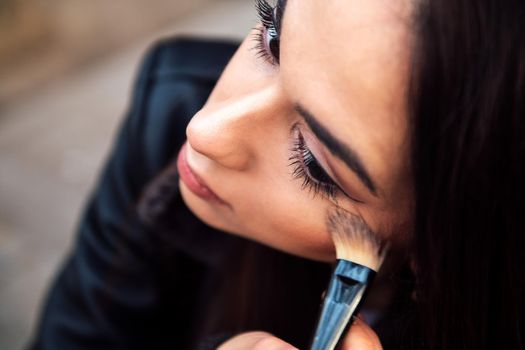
[186,84,285,171]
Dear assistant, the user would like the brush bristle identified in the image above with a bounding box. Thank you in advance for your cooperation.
[326,207,386,271]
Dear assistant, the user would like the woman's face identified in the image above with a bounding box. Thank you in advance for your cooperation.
[178,0,413,262]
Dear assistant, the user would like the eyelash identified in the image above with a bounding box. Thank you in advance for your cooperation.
[253,0,281,65]
[289,128,342,201]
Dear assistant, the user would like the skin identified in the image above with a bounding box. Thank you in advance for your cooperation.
[181,0,413,262]
[180,0,414,347]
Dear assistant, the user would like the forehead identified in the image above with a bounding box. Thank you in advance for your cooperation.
[281,0,413,197]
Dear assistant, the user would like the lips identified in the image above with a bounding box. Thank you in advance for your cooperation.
[176,143,227,205]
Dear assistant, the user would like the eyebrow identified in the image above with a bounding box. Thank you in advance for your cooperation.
[294,104,378,196]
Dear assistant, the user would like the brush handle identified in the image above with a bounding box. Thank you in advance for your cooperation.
[309,260,376,350]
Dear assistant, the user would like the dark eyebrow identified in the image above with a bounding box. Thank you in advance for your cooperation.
[294,103,378,196]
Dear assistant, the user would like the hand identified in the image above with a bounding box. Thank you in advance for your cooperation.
[217,316,383,350]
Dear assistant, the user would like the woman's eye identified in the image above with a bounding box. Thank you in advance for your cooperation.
[288,126,365,204]
[253,0,281,65]
[288,128,340,201]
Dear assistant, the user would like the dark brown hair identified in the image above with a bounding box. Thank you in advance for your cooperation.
[409,0,525,348]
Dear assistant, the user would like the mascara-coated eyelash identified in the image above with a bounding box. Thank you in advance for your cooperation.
[289,129,340,201]
[252,0,281,64]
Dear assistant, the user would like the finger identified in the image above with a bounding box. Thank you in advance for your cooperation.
[217,331,298,350]
[340,316,383,350]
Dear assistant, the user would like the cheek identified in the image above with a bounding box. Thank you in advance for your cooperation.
[240,198,336,262]
[231,167,337,262]
[179,144,336,262]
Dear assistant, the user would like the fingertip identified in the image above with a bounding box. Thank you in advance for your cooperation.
[341,317,383,350]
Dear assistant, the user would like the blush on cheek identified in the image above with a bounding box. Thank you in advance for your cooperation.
[267,213,336,262]
[299,232,336,262]
[243,189,338,261]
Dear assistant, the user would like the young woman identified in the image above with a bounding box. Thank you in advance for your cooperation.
[31,0,524,349]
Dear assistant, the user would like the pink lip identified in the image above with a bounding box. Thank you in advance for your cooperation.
[176,143,227,205]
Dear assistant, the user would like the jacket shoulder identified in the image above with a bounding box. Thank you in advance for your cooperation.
[143,37,239,82]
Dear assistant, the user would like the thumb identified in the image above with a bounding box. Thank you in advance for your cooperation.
[340,315,383,350]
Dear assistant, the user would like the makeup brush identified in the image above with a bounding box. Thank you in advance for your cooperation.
[309,207,387,350]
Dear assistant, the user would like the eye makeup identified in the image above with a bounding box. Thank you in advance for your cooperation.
[289,124,365,204]
[289,126,341,201]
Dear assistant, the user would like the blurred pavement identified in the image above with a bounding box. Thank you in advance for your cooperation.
[0,1,254,349]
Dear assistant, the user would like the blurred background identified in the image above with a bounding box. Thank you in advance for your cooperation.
[0,1,254,348]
